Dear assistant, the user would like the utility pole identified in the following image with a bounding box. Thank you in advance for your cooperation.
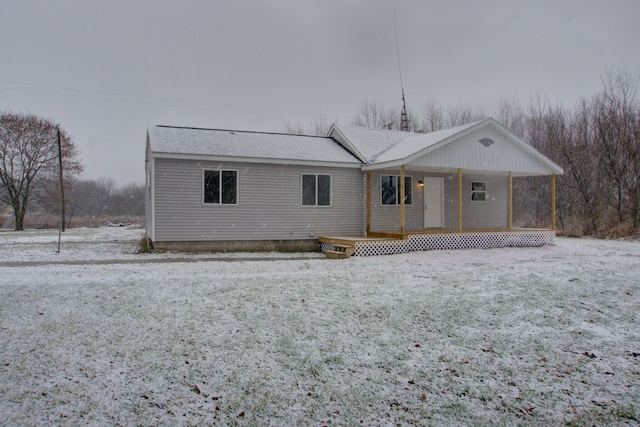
[56,125,65,253]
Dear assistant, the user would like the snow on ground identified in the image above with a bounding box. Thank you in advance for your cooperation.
[0,228,639,425]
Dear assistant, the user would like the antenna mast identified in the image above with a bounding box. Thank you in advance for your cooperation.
[394,10,409,132]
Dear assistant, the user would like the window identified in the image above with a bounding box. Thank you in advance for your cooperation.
[302,174,331,206]
[204,170,237,204]
[381,175,412,205]
[471,181,487,202]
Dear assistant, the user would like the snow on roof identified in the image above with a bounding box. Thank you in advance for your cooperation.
[148,120,562,175]
[374,122,480,163]
[331,121,481,164]
[148,125,361,165]
[329,125,411,162]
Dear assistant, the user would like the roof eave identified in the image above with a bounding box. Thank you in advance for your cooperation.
[150,152,362,168]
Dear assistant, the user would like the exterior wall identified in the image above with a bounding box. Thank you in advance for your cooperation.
[152,158,365,242]
[369,169,425,231]
[453,173,508,229]
[369,170,508,231]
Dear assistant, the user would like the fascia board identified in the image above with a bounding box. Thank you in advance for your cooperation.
[150,152,362,169]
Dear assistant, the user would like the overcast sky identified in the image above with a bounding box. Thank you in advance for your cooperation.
[1,0,638,184]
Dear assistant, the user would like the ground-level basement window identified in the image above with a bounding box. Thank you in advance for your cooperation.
[471,181,487,202]
[203,170,237,204]
[381,175,412,205]
[302,174,331,206]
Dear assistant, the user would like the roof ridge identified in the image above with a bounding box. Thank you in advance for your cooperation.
[155,125,330,139]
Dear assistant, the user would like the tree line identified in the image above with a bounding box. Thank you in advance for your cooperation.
[3,69,638,236]
[496,70,639,237]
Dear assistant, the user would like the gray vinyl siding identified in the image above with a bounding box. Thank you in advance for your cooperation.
[369,170,424,231]
[452,174,508,229]
[369,170,508,231]
[152,158,364,242]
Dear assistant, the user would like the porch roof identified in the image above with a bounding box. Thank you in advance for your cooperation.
[331,118,564,176]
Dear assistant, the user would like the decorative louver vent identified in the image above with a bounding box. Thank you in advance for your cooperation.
[478,137,495,147]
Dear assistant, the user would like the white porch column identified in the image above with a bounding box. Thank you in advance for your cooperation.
[457,168,463,232]
[400,165,405,235]
[366,171,371,235]
[508,171,513,231]
[552,173,557,230]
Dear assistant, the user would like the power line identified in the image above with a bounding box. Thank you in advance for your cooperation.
[0,79,328,120]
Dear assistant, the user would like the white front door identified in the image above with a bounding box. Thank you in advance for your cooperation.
[423,177,444,228]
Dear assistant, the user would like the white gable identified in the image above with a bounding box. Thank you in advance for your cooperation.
[354,118,563,176]
[406,124,561,176]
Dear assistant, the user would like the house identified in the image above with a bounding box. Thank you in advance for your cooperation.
[145,118,563,256]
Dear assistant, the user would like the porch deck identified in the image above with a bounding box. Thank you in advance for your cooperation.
[319,228,556,257]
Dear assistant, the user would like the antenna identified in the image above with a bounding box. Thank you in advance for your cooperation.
[394,10,409,132]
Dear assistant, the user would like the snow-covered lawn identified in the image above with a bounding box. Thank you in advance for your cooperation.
[1,228,639,425]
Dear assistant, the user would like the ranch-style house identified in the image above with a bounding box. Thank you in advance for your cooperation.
[145,118,563,257]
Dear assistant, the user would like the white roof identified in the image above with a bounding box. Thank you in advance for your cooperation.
[148,125,361,166]
[331,122,480,163]
[331,119,563,175]
[148,119,563,176]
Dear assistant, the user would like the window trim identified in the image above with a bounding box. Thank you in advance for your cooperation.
[471,180,487,202]
[301,173,332,207]
[380,174,413,206]
[202,169,238,205]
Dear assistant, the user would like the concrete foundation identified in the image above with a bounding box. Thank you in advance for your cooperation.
[152,239,320,253]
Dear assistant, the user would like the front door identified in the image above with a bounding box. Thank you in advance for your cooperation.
[423,177,444,228]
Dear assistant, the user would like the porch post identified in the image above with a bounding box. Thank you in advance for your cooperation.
[457,168,463,232]
[366,171,371,235]
[508,171,513,231]
[551,173,557,230]
[400,165,406,235]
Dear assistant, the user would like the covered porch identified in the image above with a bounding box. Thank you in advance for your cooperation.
[320,167,559,258]
[321,118,563,257]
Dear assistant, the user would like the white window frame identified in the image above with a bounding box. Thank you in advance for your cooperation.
[471,181,487,202]
[380,175,413,206]
[202,169,238,205]
[301,173,332,207]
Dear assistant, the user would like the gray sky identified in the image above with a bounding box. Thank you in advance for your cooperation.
[1,0,638,184]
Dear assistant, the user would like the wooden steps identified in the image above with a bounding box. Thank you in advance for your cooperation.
[325,244,355,259]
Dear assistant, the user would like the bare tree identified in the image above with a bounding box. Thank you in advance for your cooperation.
[0,112,83,230]
[351,98,420,131]
[352,98,399,130]
[421,99,445,132]
[282,115,334,136]
[445,103,484,128]
[496,95,526,138]
[592,69,640,228]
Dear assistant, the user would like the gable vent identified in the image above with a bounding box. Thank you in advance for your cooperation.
[478,137,495,147]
